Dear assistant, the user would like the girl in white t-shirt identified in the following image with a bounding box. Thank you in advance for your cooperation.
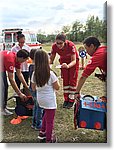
[31,50,60,143]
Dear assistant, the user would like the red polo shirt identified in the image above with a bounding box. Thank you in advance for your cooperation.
[0,50,21,73]
[82,46,107,77]
[51,40,79,64]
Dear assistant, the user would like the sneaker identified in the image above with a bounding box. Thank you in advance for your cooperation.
[1,108,13,116]
[63,101,68,108]
[6,105,15,110]
[31,124,35,129]
[38,131,46,140]
[35,123,42,130]
[67,102,74,109]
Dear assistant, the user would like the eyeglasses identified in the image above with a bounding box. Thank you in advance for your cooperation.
[56,42,64,45]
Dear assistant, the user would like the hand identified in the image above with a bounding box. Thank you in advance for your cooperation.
[75,93,80,103]
[25,85,29,90]
[19,93,27,101]
[61,63,69,69]
[24,86,31,96]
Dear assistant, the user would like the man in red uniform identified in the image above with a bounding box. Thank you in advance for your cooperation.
[50,33,79,109]
[0,49,30,115]
[75,36,107,98]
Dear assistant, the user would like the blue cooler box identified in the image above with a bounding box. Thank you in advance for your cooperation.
[75,97,107,130]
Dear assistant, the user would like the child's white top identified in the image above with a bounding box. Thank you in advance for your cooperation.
[31,71,58,109]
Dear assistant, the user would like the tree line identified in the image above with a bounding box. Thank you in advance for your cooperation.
[37,15,107,43]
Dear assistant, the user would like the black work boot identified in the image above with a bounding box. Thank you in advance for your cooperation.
[67,102,74,109]
[63,101,68,108]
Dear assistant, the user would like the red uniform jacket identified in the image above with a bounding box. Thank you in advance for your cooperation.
[0,50,21,73]
[51,40,79,64]
[82,46,107,77]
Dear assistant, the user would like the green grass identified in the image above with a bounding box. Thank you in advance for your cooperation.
[2,44,107,143]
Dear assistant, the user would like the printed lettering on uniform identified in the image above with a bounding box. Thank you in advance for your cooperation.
[9,66,14,71]
[72,46,75,52]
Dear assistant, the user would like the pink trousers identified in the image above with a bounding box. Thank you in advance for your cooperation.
[41,109,56,142]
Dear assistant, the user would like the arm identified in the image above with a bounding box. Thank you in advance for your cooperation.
[76,76,87,93]
[31,71,36,91]
[53,80,60,91]
[50,53,56,64]
[68,54,76,68]
[61,54,76,69]
[76,55,98,93]
[31,82,36,92]
[7,72,27,99]
[15,68,29,89]
[74,76,87,101]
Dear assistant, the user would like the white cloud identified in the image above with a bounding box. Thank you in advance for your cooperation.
[0,0,106,34]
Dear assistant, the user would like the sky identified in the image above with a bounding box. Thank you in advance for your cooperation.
[0,0,108,34]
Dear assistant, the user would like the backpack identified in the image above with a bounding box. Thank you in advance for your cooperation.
[15,95,34,116]
[7,88,34,116]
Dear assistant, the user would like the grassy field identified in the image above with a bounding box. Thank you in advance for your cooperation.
[2,44,107,143]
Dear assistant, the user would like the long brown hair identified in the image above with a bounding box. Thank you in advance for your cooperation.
[34,50,50,87]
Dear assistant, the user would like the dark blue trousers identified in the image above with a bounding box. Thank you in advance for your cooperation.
[1,72,8,109]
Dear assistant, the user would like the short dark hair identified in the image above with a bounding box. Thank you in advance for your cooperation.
[83,36,101,48]
[17,49,29,59]
[29,48,38,60]
[56,33,66,42]
[17,31,25,41]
